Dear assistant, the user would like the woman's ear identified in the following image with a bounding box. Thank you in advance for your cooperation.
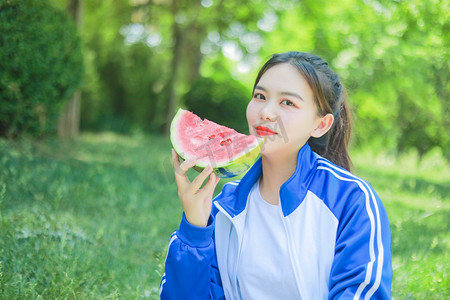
[311,113,334,138]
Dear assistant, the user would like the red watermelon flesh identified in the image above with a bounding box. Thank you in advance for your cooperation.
[170,109,263,178]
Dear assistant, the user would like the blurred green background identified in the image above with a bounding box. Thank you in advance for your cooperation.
[0,0,449,299]
[1,0,448,157]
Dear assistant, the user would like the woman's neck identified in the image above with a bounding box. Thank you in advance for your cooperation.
[259,151,298,205]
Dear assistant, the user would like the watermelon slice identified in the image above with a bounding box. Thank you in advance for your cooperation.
[170,108,264,178]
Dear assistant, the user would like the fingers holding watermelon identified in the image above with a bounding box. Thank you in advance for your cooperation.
[171,148,220,227]
[172,148,196,185]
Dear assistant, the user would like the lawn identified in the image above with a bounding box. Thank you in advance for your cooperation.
[0,133,448,299]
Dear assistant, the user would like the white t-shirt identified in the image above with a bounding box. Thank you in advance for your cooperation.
[236,179,300,299]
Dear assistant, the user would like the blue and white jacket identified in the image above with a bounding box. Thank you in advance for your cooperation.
[160,144,392,299]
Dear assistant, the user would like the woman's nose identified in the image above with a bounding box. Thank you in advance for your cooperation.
[260,100,277,121]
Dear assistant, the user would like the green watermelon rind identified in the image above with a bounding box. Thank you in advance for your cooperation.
[170,108,264,178]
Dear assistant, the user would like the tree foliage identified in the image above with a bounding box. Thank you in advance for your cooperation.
[184,70,250,134]
[0,0,83,138]
[261,0,449,159]
[77,0,275,134]
[6,0,445,159]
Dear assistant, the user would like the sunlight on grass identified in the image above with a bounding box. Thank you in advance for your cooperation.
[0,134,448,299]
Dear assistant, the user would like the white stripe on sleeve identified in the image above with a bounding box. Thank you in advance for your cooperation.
[316,160,384,299]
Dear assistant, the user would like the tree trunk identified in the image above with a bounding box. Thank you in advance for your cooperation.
[58,0,83,138]
[185,30,204,84]
[185,1,204,85]
[163,0,182,135]
[58,91,81,138]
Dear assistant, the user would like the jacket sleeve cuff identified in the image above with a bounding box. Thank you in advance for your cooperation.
[177,213,215,248]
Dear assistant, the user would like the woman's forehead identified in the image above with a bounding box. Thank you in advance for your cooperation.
[256,64,312,96]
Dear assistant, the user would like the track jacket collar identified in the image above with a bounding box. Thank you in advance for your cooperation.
[218,143,317,218]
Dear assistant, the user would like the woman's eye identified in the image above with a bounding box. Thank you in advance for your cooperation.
[254,93,265,100]
[281,99,295,106]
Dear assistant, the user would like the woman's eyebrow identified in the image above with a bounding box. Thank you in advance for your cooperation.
[255,85,304,102]
[280,91,304,102]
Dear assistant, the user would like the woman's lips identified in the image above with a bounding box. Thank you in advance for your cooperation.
[256,126,277,136]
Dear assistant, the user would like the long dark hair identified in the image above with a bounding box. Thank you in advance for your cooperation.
[253,51,353,171]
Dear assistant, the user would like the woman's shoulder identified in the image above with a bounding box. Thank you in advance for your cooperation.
[313,156,375,195]
[310,157,382,218]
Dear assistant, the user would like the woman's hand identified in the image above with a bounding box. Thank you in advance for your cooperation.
[172,149,220,227]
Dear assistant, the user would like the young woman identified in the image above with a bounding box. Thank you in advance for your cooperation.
[160,51,392,299]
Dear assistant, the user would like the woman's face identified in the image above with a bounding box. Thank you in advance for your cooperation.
[246,63,328,158]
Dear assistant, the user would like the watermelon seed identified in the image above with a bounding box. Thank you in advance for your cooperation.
[220,139,232,146]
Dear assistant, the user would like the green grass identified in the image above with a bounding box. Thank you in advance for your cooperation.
[0,133,448,299]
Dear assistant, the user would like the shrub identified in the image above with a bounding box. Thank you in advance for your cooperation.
[0,0,83,138]
[184,77,250,134]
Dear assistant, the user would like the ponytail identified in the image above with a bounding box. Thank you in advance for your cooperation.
[304,53,353,172]
[308,86,353,171]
